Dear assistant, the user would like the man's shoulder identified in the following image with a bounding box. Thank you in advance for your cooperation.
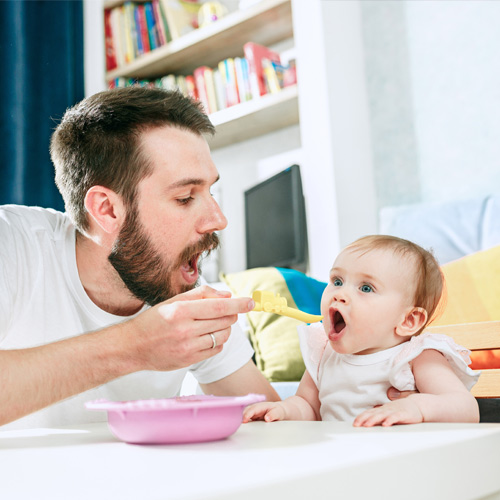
[0,205,71,237]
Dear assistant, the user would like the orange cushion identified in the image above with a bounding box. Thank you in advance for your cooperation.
[432,245,500,369]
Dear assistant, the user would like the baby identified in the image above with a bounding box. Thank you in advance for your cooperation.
[243,235,480,426]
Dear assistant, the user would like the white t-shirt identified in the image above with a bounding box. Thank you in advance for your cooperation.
[0,205,253,429]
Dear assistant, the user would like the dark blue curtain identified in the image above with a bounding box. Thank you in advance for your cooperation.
[0,0,84,211]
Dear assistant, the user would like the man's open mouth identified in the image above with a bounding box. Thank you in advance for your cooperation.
[182,253,201,276]
[331,309,346,334]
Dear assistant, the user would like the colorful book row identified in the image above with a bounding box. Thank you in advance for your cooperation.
[108,42,298,115]
[105,0,203,71]
[105,1,168,71]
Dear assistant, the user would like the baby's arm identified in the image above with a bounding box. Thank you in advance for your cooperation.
[243,369,321,422]
[353,349,479,427]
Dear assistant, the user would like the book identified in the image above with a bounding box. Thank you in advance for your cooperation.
[144,2,158,50]
[104,9,117,71]
[213,68,227,111]
[159,0,196,40]
[204,67,218,114]
[234,57,252,103]
[152,0,168,45]
[217,60,229,108]
[185,75,198,99]
[161,74,177,90]
[122,3,136,62]
[243,42,281,98]
[134,4,145,56]
[115,6,128,66]
[137,4,151,54]
[262,58,282,94]
[223,58,240,107]
[193,65,211,115]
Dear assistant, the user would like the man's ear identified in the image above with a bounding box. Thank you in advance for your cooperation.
[396,307,428,337]
[84,186,125,234]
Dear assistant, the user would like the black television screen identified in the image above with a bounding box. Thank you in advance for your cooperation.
[244,164,308,270]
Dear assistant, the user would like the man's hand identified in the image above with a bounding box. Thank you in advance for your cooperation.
[123,285,255,372]
[0,286,255,426]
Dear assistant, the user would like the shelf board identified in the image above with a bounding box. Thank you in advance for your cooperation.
[207,84,299,150]
[106,0,292,80]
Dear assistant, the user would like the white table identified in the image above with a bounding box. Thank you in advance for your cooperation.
[1,420,499,500]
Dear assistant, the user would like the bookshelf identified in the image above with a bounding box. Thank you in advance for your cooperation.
[208,84,298,149]
[103,0,297,150]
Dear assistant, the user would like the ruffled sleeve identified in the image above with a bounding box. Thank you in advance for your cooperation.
[297,323,328,386]
[390,332,481,391]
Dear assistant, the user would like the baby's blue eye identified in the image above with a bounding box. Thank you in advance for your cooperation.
[333,278,343,287]
[360,284,373,293]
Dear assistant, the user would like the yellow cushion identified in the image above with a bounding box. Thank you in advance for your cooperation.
[435,245,500,325]
[434,245,500,369]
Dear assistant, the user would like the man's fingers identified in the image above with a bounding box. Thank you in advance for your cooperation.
[158,296,255,322]
[199,328,231,351]
[164,285,231,304]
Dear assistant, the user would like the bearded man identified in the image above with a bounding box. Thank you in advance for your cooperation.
[0,87,278,429]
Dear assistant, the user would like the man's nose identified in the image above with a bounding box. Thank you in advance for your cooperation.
[200,196,228,233]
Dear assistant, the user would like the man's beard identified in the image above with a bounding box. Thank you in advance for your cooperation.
[108,209,220,306]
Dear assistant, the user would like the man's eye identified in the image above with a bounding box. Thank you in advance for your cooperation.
[177,197,193,205]
[333,278,343,287]
[360,284,373,293]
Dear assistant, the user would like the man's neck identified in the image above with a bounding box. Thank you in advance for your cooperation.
[75,232,144,316]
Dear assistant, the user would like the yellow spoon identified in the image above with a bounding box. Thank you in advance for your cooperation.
[251,290,323,323]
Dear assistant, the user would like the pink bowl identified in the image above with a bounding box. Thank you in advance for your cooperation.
[85,394,265,445]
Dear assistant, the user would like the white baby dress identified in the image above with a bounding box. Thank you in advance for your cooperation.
[297,324,480,422]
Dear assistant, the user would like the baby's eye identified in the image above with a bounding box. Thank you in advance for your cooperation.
[360,284,373,293]
[332,278,343,287]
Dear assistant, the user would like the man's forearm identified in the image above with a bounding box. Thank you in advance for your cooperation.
[0,322,138,426]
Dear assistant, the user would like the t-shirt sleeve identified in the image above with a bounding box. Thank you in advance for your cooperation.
[0,212,21,342]
[188,320,254,384]
[297,323,328,386]
[390,332,481,392]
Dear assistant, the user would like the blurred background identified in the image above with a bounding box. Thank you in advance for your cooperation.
[1,0,499,281]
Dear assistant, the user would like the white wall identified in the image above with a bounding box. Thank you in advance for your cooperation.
[83,0,106,96]
[361,0,500,210]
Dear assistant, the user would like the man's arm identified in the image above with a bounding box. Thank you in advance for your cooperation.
[200,360,280,402]
[0,287,255,426]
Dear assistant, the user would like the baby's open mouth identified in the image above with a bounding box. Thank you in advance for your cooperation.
[332,310,346,334]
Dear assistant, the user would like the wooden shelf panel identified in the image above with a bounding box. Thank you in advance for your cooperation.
[105,0,292,80]
[207,84,299,150]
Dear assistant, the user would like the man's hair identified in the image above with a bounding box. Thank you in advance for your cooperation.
[50,87,215,233]
[345,235,445,331]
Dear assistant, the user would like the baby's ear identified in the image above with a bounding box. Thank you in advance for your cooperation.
[396,307,427,337]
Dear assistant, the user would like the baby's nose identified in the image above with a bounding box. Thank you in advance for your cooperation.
[333,290,347,303]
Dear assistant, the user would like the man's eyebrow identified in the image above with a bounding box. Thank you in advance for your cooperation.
[168,175,220,190]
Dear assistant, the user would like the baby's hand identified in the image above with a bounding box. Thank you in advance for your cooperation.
[353,398,424,427]
[242,401,287,423]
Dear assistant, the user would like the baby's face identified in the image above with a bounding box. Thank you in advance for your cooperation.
[321,247,416,355]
